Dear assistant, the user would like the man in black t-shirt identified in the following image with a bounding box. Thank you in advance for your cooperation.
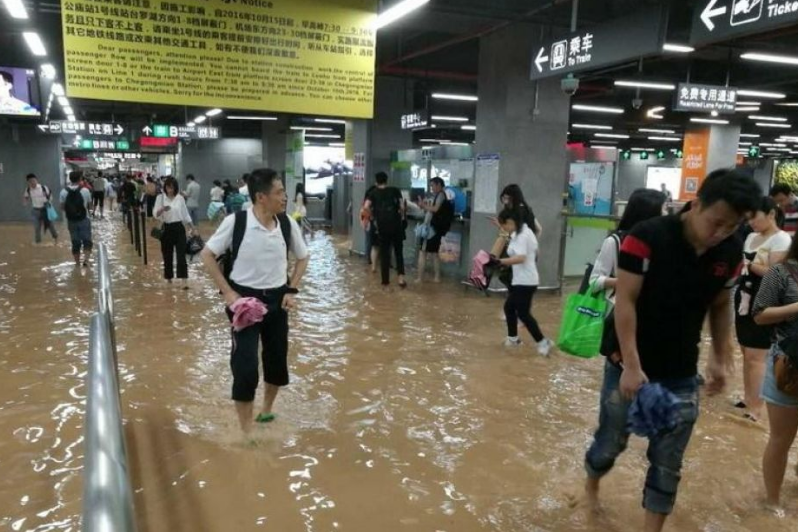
[366,172,406,288]
[584,169,761,531]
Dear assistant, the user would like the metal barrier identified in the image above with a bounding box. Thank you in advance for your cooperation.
[82,244,137,532]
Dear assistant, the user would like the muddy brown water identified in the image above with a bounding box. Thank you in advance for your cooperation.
[1,216,797,531]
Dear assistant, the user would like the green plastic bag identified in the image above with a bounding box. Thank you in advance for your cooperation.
[557,284,607,358]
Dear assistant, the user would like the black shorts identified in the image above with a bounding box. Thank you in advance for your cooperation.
[420,233,443,254]
[734,287,771,349]
[225,283,290,401]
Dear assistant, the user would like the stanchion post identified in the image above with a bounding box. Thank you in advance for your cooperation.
[133,208,141,256]
[141,211,148,265]
[127,207,134,244]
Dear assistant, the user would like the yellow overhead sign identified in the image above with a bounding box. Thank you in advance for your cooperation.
[62,0,377,118]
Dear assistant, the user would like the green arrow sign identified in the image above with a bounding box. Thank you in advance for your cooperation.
[80,139,94,149]
[748,146,761,158]
[116,140,130,150]
[153,124,170,138]
[639,151,649,160]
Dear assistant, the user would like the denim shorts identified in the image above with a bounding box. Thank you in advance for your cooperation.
[67,218,93,254]
[585,360,699,515]
[761,345,798,408]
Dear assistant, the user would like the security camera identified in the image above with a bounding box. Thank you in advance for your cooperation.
[632,98,643,110]
[561,76,580,96]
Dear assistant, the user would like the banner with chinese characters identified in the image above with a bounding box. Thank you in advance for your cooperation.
[680,129,710,201]
[674,83,737,114]
[62,0,377,118]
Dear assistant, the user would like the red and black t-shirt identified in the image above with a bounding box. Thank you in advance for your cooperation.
[618,215,742,380]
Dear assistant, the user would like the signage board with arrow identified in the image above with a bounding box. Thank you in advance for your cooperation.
[47,121,124,136]
[530,7,666,81]
[691,0,798,46]
[142,124,221,140]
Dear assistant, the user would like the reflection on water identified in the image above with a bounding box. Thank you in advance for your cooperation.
[1,217,798,531]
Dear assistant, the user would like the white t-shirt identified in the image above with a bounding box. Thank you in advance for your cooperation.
[24,184,50,208]
[294,192,308,217]
[210,186,224,202]
[154,194,192,225]
[59,185,92,208]
[206,209,309,290]
[185,181,201,208]
[743,230,792,275]
[93,177,107,192]
[507,223,539,286]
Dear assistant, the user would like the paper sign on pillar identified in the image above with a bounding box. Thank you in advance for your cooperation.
[680,129,710,201]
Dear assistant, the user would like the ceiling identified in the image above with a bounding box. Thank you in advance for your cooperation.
[1,0,798,155]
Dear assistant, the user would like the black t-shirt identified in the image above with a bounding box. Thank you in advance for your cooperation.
[122,182,137,205]
[368,186,403,236]
[618,214,742,380]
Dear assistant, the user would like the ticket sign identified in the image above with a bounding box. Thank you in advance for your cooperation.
[142,124,220,140]
[674,83,738,114]
[691,0,798,46]
[48,121,124,136]
[400,111,429,130]
[530,6,666,81]
[61,0,377,119]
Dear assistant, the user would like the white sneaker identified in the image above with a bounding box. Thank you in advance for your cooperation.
[504,337,522,347]
[537,339,555,357]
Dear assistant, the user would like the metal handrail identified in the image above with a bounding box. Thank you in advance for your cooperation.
[82,244,136,532]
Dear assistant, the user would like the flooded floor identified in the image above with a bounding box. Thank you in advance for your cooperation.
[1,214,798,532]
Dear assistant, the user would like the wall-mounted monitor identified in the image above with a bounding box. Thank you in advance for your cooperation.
[0,67,41,117]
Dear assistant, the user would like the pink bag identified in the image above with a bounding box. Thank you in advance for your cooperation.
[469,250,491,291]
[229,297,268,331]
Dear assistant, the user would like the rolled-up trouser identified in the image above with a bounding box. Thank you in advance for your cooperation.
[67,218,93,255]
[32,207,58,243]
[585,359,699,515]
[225,283,290,401]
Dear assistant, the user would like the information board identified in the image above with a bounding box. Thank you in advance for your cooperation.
[674,83,738,114]
[48,120,124,135]
[62,0,377,118]
[691,0,798,46]
[474,154,500,214]
[142,124,220,139]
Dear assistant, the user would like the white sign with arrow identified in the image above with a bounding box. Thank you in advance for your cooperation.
[700,0,727,31]
[534,47,549,73]
[691,0,795,46]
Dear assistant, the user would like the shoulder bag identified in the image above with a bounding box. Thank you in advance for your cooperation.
[775,264,798,398]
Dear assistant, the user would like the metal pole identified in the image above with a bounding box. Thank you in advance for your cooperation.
[141,211,148,266]
[570,0,579,32]
[133,208,141,256]
[127,208,133,244]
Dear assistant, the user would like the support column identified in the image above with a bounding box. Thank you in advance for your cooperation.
[262,118,289,175]
[471,23,571,289]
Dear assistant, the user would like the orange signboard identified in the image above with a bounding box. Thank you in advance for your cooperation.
[680,128,710,201]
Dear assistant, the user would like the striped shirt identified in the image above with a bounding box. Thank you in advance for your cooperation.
[752,260,798,343]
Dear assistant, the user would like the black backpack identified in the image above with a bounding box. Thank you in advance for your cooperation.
[372,188,403,237]
[64,188,87,221]
[218,210,292,281]
[431,192,454,236]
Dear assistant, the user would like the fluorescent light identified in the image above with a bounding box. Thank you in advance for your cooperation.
[315,118,346,124]
[648,136,682,142]
[40,64,56,79]
[756,122,791,128]
[187,121,195,127]
[461,125,476,131]
[439,141,470,146]
[663,43,694,53]
[759,143,787,147]
[740,133,760,138]
[738,142,752,146]
[431,115,469,122]
[305,134,340,138]
[735,107,761,112]
[690,117,729,124]
[329,142,346,147]
[711,110,720,117]
[3,0,28,19]
[432,93,478,102]
[615,80,676,91]
[572,123,612,130]
[66,115,75,122]
[228,115,278,121]
[419,139,440,143]
[194,115,207,123]
[205,108,223,117]
[776,103,798,107]
[749,115,788,122]
[631,148,656,152]
[594,133,630,139]
[63,106,73,115]
[738,101,761,106]
[738,89,786,99]
[374,0,430,30]
[57,96,69,107]
[591,146,618,150]
[51,83,65,96]
[290,126,332,131]
[639,128,675,134]
[646,106,665,119]
[741,52,798,66]
[572,104,624,114]
[23,32,46,56]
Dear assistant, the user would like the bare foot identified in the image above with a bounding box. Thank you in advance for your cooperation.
[585,478,601,516]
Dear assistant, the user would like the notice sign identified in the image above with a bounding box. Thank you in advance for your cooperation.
[62,0,377,119]
[530,6,666,81]
[681,129,710,201]
[353,153,366,182]
[674,83,738,114]
[691,0,798,46]
[400,111,429,130]
[48,120,124,135]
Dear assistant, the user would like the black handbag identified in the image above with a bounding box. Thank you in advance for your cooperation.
[150,227,163,240]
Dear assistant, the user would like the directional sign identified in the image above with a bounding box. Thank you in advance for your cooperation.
[142,124,221,140]
[530,7,666,81]
[400,111,429,130]
[674,83,738,114]
[76,139,130,151]
[691,0,798,46]
[48,120,124,136]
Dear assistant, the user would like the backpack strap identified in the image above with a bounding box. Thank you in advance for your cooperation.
[230,210,248,266]
[276,212,292,258]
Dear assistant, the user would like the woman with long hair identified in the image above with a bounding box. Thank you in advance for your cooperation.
[736,197,791,422]
[490,184,542,257]
[293,182,309,238]
[154,176,195,288]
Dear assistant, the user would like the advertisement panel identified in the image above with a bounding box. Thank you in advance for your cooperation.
[62,0,377,118]
[680,129,710,201]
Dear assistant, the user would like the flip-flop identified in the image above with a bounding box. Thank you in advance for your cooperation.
[734,401,747,409]
[255,413,276,423]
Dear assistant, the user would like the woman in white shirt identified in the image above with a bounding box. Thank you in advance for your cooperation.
[735,197,792,421]
[495,207,554,356]
[154,176,195,288]
[208,179,226,224]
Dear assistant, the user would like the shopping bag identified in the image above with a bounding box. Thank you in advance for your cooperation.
[45,203,59,222]
[557,284,607,358]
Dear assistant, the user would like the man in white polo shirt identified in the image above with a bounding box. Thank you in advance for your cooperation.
[201,168,309,436]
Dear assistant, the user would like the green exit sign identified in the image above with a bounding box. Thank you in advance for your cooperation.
[80,139,94,149]
[153,124,170,138]
[116,140,130,150]
[640,151,649,160]
[657,150,666,160]
[748,146,761,158]
[621,150,632,160]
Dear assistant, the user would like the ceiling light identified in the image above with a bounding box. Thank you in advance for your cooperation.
[439,141,470,146]
[431,115,469,122]
[759,143,788,147]
[57,96,69,106]
[756,122,791,128]
[615,80,676,90]
[432,93,478,102]
[639,128,676,134]
[663,43,694,53]
[187,121,195,127]
[591,140,618,144]
[572,104,624,114]
[305,134,340,138]
[648,136,682,142]
[315,118,346,124]
[591,146,618,150]
[227,115,278,121]
[711,110,720,117]
[3,0,28,19]
[419,139,440,143]
[290,126,332,131]
[776,102,798,107]
[646,106,665,119]
[573,123,612,130]
[40,64,56,79]
[740,133,760,138]
[631,148,656,152]
[737,101,761,106]
[735,107,760,112]
[738,89,787,99]
[194,115,207,123]
[51,83,65,97]
[205,108,223,117]
[741,52,798,66]
[66,114,75,122]
[594,133,630,139]
[63,106,73,115]
[461,125,476,131]
[749,115,788,122]
[690,117,729,124]
[374,0,430,30]
[23,32,47,57]
[329,143,346,147]
[738,142,752,146]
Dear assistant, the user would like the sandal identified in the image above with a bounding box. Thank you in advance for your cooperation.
[734,401,747,409]
[743,412,759,423]
[255,413,276,423]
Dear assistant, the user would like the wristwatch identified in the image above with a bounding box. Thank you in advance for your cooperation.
[285,287,299,295]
